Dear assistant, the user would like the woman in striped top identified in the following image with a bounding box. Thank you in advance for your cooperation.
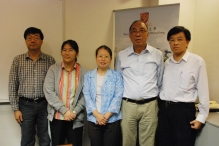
[44,40,86,146]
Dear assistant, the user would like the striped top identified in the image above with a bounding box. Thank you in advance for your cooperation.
[54,62,80,120]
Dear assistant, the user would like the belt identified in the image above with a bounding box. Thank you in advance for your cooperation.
[123,97,157,104]
[158,98,195,107]
[19,97,46,103]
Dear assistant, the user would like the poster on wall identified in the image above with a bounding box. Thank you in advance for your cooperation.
[114,4,179,61]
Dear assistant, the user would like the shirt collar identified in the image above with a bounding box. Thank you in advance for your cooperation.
[170,50,189,63]
[25,52,45,60]
[127,45,151,56]
[61,62,76,70]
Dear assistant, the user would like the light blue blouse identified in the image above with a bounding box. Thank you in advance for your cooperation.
[83,68,124,123]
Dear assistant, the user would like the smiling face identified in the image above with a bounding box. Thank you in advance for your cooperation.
[96,48,112,70]
[129,21,149,48]
[61,43,78,64]
[169,32,190,57]
[25,34,43,52]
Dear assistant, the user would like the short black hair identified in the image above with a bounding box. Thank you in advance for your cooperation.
[61,40,79,62]
[167,26,191,41]
[95,45,112,59]
[129,20,148,31]
[24,27,44,40]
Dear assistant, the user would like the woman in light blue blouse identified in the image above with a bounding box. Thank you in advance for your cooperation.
[83,45,124,146]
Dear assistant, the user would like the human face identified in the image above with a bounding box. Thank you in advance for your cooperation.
[169,32,190,57]
[96,48,112,70]
[129,21,149,48]
[25,34,43,51]
[61,43,78,64]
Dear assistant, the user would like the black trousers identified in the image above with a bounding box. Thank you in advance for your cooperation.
[155,99,197,146]
[50,118,83,146]
[87,120,122,146]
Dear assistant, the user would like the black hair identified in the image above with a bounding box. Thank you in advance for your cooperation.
[61,40,79,62]
[129,20,148,31]
[61,40,79,53]
[95,45,112,59]
[24,27,44,40]
[167,26,191,41]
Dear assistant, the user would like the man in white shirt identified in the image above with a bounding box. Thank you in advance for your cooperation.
[156,26,209,146]
[115,20,164,146]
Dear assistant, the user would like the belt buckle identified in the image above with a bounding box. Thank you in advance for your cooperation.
[34,98,38,103]
[165,101,170,107]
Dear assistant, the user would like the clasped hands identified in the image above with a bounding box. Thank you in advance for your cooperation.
[94,111,112,125]
[64,110,76,121]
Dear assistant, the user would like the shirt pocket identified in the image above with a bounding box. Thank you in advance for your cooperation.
[178,72,195,91]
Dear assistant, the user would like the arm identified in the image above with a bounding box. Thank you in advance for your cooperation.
[82,73,98,115]
[43,65,68,115]
[191,60,209,129]
[115,54,122,72]
[9,57,23,124]
[157,53,164,92]
[106,72,124,115]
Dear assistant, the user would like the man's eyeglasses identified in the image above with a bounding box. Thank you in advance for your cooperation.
[130,29,147,35]
[169,38,184,44]
[26,36,40,41]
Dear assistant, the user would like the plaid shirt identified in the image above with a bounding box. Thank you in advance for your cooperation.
[9,52,55,111]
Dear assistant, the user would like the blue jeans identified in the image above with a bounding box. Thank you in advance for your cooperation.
[19,99,50,146]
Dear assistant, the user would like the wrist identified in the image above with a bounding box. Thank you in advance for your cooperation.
[73,111,77,115]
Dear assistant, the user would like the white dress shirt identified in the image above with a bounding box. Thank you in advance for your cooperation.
[115,45,164,100]
[159,51,209,123]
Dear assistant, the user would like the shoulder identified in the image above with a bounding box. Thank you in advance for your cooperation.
[188,52,205,65]
[147,45,162,56]
[85,69,96,77]
[117,46,132,57]
[41,52,55,61]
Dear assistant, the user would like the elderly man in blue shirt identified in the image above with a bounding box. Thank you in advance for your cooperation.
[115,20,164,146]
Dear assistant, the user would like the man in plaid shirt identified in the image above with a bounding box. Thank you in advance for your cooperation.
[9,27,55,146]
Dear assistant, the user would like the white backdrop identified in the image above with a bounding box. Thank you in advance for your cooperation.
[114,4,180,61]
[0,0,63,102]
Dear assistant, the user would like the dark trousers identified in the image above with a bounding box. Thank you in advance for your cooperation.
[87,120,122,146]
[50,118,83,146]
[155,99,197,146]
[19,99,50,146]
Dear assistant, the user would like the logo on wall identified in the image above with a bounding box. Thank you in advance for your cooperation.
[140,12,165,35]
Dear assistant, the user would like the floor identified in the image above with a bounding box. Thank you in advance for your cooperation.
[0,104,90,146]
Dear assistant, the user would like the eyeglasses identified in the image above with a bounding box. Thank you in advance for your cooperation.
[130,29,147,35]
[62,49,75,53]
[169,38,184,44]
[26,36,40,41]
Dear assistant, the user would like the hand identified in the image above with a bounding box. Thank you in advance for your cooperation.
[64,110,74,121]
[14,110,23,124]
[97,113,108,125]
[93,110,108,125]
[190,120,202,129]
[104,112,112,120]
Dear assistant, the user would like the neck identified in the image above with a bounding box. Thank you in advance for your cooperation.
[97,68,108,76]
[28,50,41,61]
[173,51,186,62]
[133,44,146,54]
[64,61,75,71]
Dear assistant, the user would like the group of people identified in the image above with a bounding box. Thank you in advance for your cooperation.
[8,20,209,146]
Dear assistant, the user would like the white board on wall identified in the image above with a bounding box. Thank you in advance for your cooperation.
[0,0,63,102]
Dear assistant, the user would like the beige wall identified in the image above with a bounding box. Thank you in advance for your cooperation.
[64,0,218,102]
[64,0,158,70]
[159,0,219,102]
